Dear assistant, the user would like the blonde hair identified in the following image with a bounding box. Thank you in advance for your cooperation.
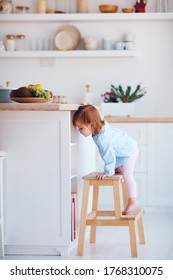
[73,105,105,134]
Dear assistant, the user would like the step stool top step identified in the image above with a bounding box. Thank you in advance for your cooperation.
[82,172,123,180]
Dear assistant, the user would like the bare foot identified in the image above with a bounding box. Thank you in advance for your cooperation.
[122,198,138,215]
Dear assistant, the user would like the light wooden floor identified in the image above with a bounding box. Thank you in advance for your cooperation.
[2,212,173,260]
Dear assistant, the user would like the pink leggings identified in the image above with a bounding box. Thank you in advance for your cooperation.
[121,148,139,198]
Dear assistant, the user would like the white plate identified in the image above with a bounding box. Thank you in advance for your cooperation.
[55,25,81,50]
[55,30,76,50]
[59,25,81,42]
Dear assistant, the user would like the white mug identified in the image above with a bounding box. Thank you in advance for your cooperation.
[124,33,135,42]
[115,41,125,50]
[102,38,112,50]
[124,41,135,50]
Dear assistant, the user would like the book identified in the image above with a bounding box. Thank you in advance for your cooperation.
[71,192,78,241]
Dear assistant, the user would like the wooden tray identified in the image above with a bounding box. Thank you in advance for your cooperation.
[10,98,53,103]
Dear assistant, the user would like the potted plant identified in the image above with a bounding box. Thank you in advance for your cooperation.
[134,0,147,13]
[101,83,147,117]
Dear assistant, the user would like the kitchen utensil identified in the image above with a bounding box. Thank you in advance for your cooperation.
[55,25,81,50]
[98,5,118,13]
[83,37,98,50]
[6,34,15,51]
[124,33,135,42]
[58,25,81,43]
[102,37,112,50]
[55,30,76,50]
[0,0,12,14]
[0,87,16,103]
[36,0,47,13]
[16,6,30,13]
[77,0,88,13]
[124,41,135,50]
[122,8,134,13]
[115,41,125,50]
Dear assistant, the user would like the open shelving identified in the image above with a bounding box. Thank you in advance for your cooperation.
[0,50,140,58]
[1,12,172,59]
[0,13,173,22]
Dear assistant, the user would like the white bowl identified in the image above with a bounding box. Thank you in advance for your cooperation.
[84,42,98,50]
[83,37,98,50]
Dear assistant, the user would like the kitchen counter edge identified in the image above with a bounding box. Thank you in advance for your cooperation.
[0,103,80,111]
[0,104,173,122]
[106,116,173,123]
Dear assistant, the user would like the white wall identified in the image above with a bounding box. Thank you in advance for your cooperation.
[0,0,173,117]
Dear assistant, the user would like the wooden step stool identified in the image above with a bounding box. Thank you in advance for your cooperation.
[77,172,145,257]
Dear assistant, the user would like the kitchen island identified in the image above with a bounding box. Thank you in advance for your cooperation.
[0,104,96,256]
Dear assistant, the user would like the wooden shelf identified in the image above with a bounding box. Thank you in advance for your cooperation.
[0,50,140,59]
[0,13,173,22]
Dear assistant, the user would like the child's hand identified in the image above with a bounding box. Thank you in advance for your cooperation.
[96,173,108,180]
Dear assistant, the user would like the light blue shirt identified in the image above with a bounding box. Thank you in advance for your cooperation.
[92,121,138,176]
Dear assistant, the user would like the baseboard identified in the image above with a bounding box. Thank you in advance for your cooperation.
[4,241,78,257]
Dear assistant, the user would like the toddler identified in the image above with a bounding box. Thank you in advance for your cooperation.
[73,105,139,214]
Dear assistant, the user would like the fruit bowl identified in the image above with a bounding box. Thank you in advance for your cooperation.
[99,5,118,13]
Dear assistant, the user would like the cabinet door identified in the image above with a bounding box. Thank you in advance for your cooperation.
[148,123,173,206]
[96,123,147,208]
[0,111,71,251]
[111,123,147,144]
[110,123,147,172]
[134,173,147,207]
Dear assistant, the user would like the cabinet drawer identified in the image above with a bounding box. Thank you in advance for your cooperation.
[110,123,147,144]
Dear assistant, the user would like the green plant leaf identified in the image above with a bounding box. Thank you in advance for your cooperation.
[125,86,131,97]
[103,84,147,103]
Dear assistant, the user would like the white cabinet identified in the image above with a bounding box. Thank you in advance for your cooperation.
[112,123,147,207]
[0,110,94,256]
[111,123,147,207]
[95,123,147,208]
[147,123,173,207]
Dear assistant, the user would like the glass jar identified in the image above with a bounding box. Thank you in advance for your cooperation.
[15,34,26,51]
[36,0,47,14]
[77,0,88,13]
[47,0,55,13]
[0,0,13,14]
[61,96,67,103]
[6,34,15,51]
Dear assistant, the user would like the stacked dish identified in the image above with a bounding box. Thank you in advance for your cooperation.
[55,25,81,50]
[83,37,98,50]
